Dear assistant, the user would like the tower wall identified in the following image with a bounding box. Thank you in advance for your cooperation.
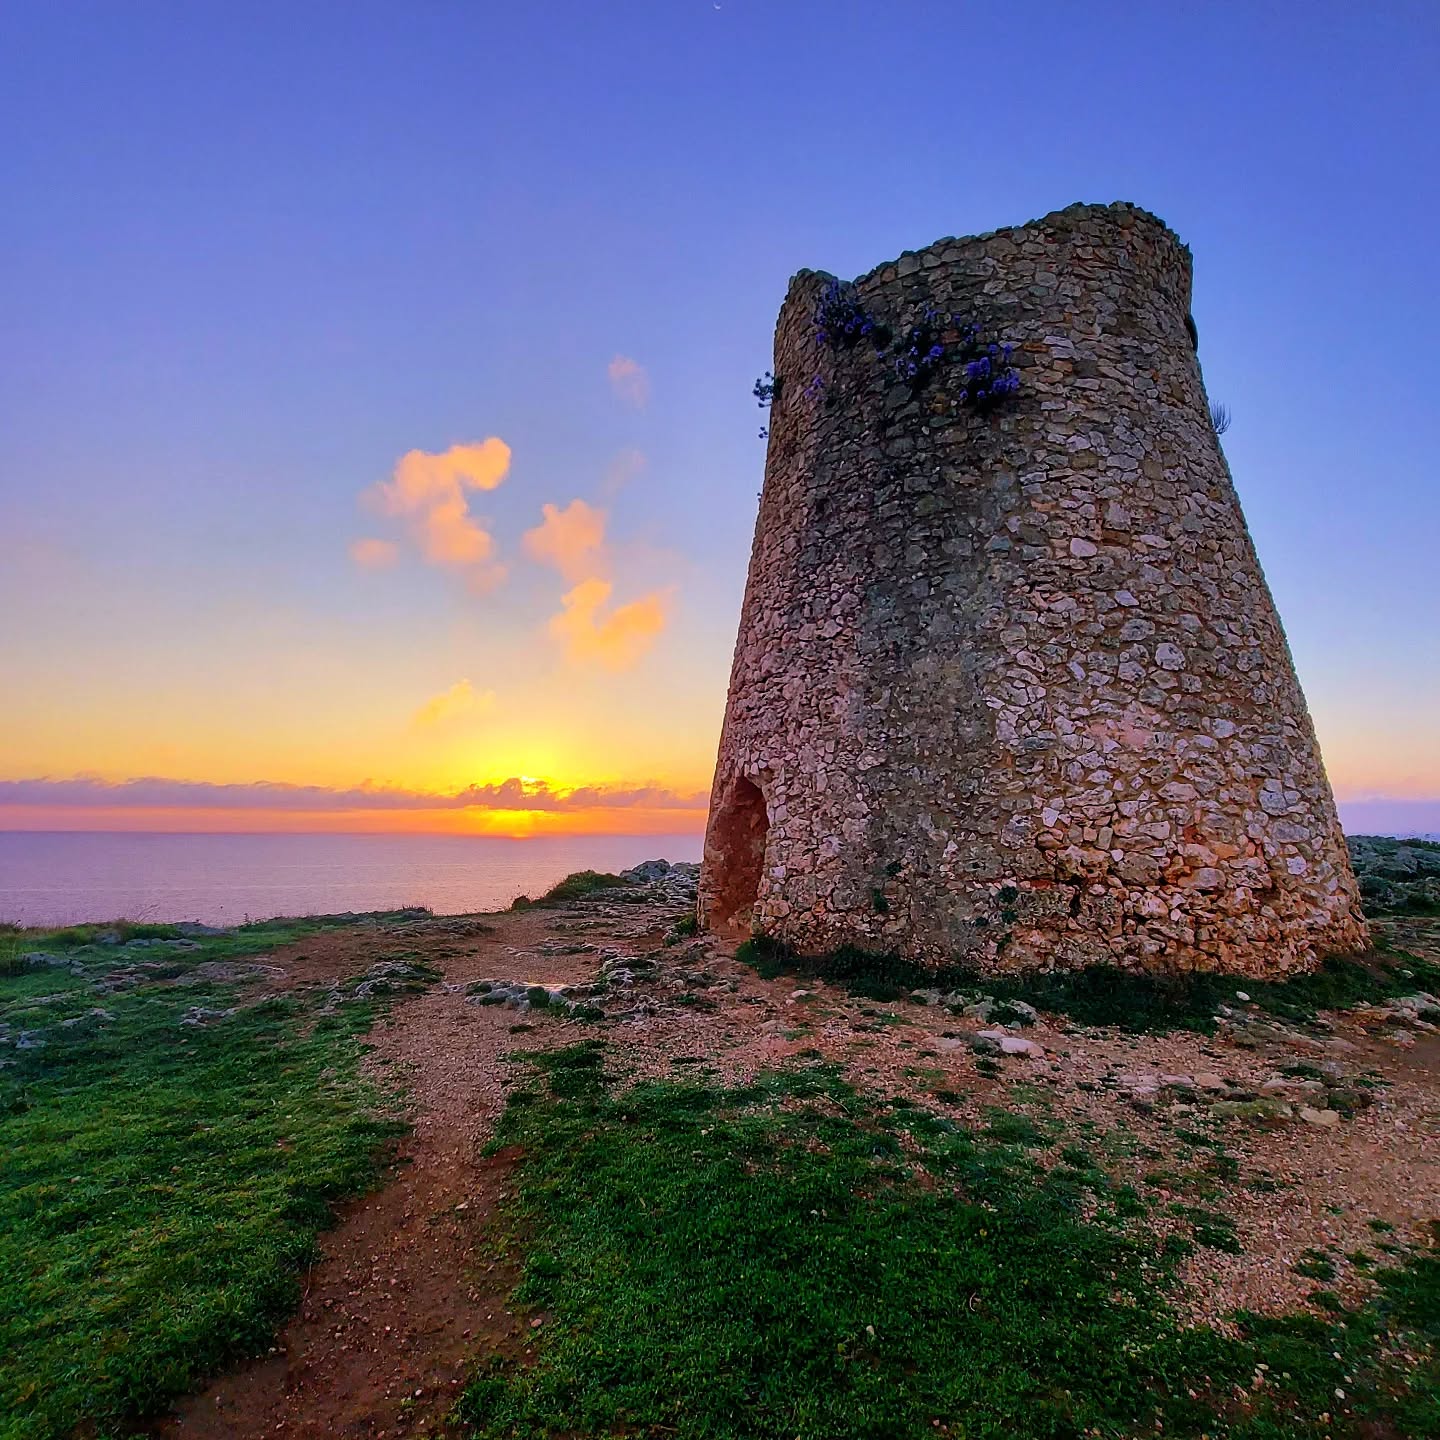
[699,202,1368,977]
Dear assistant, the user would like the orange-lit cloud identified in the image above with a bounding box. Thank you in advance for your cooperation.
[607,354,650,409]
[0,771,709,838]
[363,438,511,592]
[523,489,675,665]
[549,578,670,670]
[0,805,705,838]
[349,537,399,570]
[0,774,704,814]
[411,680,495,729]
[523,499,608,582]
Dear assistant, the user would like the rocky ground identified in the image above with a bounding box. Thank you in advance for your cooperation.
[1348,832,1440,914]
[92,861,1426,1437]
[13,862,1431,1436]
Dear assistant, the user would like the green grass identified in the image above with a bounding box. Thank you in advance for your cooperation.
[457,1043,1439,1438]
[666,912,700,942]
[735,934,1440,1033]
[1294,1248,1339,1281]
[1186,1206,1243,1254]
[0,909,434,979]
[982,1107,1047,1146]
[0,922,421,1440]
[0,918,182,951]
[510,869,634,909]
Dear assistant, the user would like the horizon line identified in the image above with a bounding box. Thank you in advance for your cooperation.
[0,827,707,840]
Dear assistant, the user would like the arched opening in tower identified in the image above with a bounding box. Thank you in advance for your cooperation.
[705,776,769,936]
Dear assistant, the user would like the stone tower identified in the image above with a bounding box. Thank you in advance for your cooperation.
[699,202,1367,978]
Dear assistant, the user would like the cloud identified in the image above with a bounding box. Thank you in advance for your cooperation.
[521,459,673,668]
[349,537,399,570]
[0,775,706,813]
[411,680,496,729]
[548,577,670,670]
[607,354,650,409]
[523,499,609,582]
[363,438,511,592]
[600,447,647,498]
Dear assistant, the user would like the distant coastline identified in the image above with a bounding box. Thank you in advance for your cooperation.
[3,825,1437,932]
[1336,799,1440,840]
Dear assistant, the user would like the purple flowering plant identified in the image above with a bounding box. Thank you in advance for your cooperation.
[815,280,1019,410]
[753,285,1019,437]
[952,320,1020,413]
[814,279,889,353]
[891,305,949,388]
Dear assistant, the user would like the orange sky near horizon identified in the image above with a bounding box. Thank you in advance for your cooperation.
[0,804,709,838]
[0,709,1434,836]
[1,424,729,838]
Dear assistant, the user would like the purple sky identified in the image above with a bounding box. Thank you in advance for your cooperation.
[1,1,1436,836]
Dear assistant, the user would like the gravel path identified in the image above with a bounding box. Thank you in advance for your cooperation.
[158,900,1440,1433]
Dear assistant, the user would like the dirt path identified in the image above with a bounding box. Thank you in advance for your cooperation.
[160,903,666,1440]
[158,902,1440,1435]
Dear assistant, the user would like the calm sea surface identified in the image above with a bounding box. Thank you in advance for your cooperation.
[0,831,704,929]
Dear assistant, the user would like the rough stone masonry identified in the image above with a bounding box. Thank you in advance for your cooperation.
[698,202,1368,978]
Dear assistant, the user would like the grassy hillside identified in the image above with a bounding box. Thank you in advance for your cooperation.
[0,918,428,1440]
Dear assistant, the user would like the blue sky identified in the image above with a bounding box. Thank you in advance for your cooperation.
[1,1,1436,833]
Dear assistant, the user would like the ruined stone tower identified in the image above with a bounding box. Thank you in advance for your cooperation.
[699,202,1368,977]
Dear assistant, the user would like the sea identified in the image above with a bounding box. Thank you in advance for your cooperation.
[0,831,704,930]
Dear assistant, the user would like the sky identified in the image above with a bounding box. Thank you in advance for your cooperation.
[1,1,1437,837]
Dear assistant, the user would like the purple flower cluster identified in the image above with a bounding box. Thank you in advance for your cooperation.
[886,309,1020,410]
[892,305,948,387]
[814,279,884,352]
[774,281,1019,437]
[957,337,1019,412]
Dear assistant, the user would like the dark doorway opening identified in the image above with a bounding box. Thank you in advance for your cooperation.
[705,776,769,935]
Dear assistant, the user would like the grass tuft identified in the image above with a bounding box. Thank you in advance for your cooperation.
[735,934,1440,1033]
[457,1044,1439,1438]
[511,870,634,910]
